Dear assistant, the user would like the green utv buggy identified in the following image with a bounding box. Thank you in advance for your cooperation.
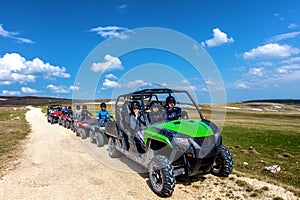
[104,88,233,197]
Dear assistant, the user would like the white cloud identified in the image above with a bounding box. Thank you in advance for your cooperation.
[0,24,33,44]
[268,31,300,43]
[70,86,80,91]
[205,78,216,85]
[282,57,300,64]
[0,53,70,85]
[2,90,21,96]
[102,79,119,90]
[127,79,150,88]
[235,83,250,89]
[202,28,234,47]
[105,74,119,80]
[47,84,70,93]
[249,67,264,76]
[89,26,129,39]
[288,23,298,29]
[276,64,300,74]
[256,62,273,67]
[21,87,40,94]
[243,43,300,60]
[91,54,124,73]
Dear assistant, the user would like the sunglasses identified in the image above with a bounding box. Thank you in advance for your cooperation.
[133,106,140,109]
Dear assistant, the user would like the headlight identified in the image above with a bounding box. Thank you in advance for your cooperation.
[172,136,190,150]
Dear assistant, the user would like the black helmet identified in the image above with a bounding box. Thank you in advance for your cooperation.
[100,102,106,108]
[68,106,72,110]
[130,100,140,110]
[150,101,162,111]
[76,105,80,110]
[166,96,176,105]
[82,105,87,109]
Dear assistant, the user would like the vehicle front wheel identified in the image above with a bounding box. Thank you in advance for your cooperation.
[89,130,95,143]
[148,155,175,197]
[211,144,233,177]
[78,128,87,139]
[108,137,119,158]
[96,132,104,147]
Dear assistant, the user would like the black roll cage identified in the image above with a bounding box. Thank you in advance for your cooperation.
[115,88,204,122]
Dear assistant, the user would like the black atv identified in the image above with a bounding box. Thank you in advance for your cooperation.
[88,117,113,147]
[104,88,233,197]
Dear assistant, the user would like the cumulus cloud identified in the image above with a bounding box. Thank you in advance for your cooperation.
[0,24,33,44]
[249,67,264,76]
[0,53,70,85]
[276,64,300,74]
[268,31,300,43]
[2,90,21,96]
[102,79,119,89]
[105,74,119,80]
[47,84,77,93]
[21,87,40,94]
[202,28,234,47]
[89,26,129,39]
[235,83,250,89]
[243,43,300,60]
[91,54,124,73]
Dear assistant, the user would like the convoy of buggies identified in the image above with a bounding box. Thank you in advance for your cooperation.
[46,88,233,197]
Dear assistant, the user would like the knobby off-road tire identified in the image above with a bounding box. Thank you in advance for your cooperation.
[148,155,175,197]
[65,121,70,129]
[211,144,233,177]
[96,132,104,147]
[78,128,87,139]
[108,137,119,158]
[89,130,95,143]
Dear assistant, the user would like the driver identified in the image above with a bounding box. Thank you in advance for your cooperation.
[81,105,93,121]
[165,96,181,121]
[130,101,146,144]
[96,102,112,123]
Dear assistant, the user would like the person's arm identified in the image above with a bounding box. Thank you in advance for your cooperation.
[130,115,138,130]
[96,110,101,119]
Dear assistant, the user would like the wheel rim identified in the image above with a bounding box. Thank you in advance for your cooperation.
[212,156,222,174]
[150,164,163,191]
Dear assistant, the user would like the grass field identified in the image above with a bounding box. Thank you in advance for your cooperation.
[0,106,30,175]
[201,104,300,196]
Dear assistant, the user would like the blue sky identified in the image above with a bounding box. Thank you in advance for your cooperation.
[0,0,300,103]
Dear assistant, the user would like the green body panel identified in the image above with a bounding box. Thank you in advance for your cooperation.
[144,126,172,147]
[143,119,214,146]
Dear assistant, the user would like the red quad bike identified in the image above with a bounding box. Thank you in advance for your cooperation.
[62,115,73,129]
[73,118,98,139]
[47,104,62,124]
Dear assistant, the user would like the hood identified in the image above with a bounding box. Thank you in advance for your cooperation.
[154,119,214,138]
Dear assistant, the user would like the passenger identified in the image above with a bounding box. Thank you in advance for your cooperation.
[165,96,181,121]
[48,106,54,114]
[75,105,81,119]
[148,101,164,124]
[61,106,68,115]
[81,105,93,121]
[67,106,73,117]
[96,102,112,123]
[130,101,146,144]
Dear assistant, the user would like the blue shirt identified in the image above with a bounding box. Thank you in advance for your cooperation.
[96,109,111,122]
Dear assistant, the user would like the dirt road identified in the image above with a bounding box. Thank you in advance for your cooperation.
[0,107,298,199]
